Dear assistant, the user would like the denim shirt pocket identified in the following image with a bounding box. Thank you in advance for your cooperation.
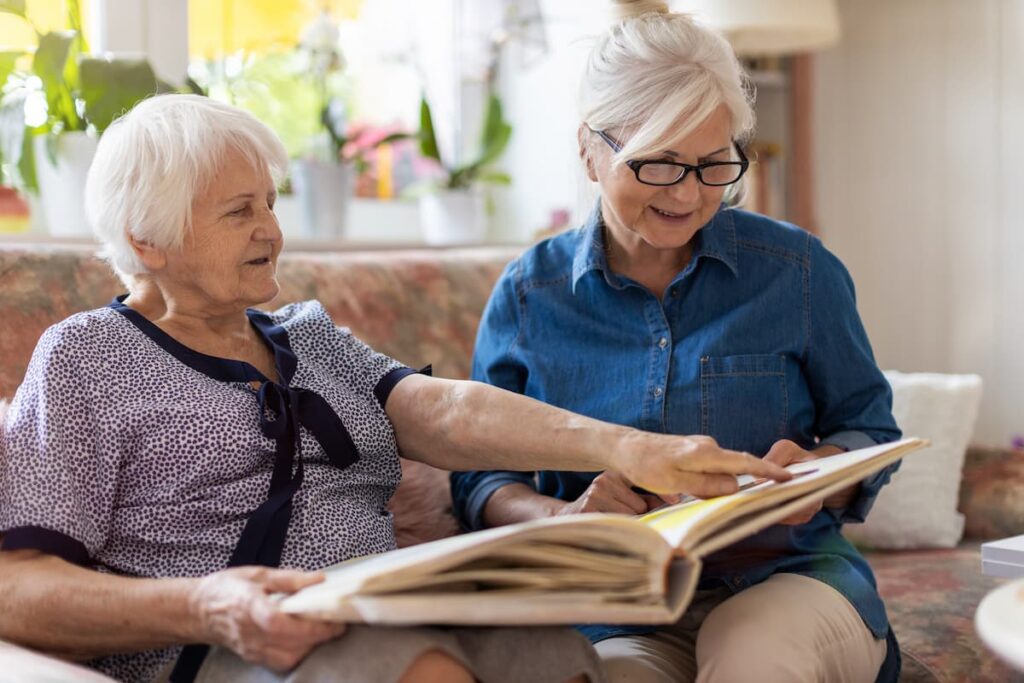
[700,354,790,455]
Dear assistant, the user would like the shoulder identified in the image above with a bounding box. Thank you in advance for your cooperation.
[263,299,344,336]
[725,208,815,264]
[262,299,374,355]
[501,229,579,290]
[725,208,848,272]
[34,307,131,363]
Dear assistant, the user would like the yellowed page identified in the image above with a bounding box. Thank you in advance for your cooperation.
[640,438,928,551]
[280,514,672,622]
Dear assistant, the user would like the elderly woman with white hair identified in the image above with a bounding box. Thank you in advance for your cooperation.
[0,94,791,683]
[452,1,904,682]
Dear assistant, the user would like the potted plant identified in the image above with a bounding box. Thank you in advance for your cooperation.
[416,92,512,245]
[0,0,162,236]
[188,11,410,240]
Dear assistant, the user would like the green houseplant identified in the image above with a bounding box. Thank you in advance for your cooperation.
[0,0,163,235]
[416,92,512,244]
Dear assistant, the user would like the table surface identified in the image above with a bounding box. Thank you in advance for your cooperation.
[976,577,1024,672]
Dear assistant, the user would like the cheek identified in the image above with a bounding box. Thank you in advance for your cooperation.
[603,175,655,214]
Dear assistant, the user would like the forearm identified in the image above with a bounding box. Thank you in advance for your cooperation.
[482,483,568,527]
[0,550,199,660]
[389,376,628,473]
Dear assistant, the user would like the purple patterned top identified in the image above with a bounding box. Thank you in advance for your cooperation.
[0,299,411,681]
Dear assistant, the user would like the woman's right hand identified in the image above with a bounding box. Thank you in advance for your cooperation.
[613,432,792,499]
[188,566,347,672]
[557,470,677,516]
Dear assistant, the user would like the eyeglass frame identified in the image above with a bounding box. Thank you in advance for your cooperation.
[589,127,750,187]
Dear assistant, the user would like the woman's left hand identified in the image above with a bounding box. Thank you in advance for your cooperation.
[763,440,858,525]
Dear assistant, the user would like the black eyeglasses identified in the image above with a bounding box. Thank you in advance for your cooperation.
[590,128,749,187]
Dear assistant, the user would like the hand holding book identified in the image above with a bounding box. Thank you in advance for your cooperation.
[762,440,847,525]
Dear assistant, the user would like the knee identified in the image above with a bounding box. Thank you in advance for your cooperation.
[696,612,809,683]
[398,649,474,683]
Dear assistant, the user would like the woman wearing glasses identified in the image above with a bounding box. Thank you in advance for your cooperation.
[451,1,902,681]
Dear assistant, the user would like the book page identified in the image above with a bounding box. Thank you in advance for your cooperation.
[639,438,927,551]
[281,555,702,627]
[279,514,672,621]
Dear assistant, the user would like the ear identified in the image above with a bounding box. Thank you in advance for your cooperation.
[577,124,599,183]
[128,232,167,271]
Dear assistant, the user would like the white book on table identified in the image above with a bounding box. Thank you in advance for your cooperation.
[981,535,1024,578]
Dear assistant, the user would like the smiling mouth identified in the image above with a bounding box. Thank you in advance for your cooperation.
[650,206,692,220]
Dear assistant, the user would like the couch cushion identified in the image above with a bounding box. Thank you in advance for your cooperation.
[845,372,982,550]
[867,543,1019,683]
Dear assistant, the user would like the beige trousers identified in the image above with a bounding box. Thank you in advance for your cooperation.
[596,573,887,683]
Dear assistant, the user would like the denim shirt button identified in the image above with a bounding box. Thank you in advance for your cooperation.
[658,337,668,349]
[653,387,663,397]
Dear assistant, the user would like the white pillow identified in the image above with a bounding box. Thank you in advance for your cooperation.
[843,371,982,549]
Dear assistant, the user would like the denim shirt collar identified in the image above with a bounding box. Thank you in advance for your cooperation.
[571,200,740,293]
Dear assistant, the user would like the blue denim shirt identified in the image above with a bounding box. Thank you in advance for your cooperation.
[450,205,902,655]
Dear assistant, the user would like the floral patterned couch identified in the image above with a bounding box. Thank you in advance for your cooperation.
[1,243,1021,683]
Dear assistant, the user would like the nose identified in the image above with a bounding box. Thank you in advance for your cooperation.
[255,203,283,244]
[665,170,701,203]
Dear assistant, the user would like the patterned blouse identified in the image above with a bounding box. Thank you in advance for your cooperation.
[0,298,414,682]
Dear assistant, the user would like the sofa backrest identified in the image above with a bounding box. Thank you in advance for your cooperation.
[0,243,520,397]
[2,242,1020,541]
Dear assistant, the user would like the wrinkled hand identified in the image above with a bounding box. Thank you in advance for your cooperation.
[189,566,347,672]
[557,470,679,516]
[614,433,792,500]
[763,440,857,526]
[763,440,822,525]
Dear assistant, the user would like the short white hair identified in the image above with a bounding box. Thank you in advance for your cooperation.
[581,1,755,200]
[85,94,289,284]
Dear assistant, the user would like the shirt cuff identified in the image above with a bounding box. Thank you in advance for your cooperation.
[1,525,91,566]
[818,430,878,453]
[374,364,433,410]
[463,472,536,531]
[819,431,899,524]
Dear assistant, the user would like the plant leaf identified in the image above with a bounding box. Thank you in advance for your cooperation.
[18,126,37,192]
[475,94,512,169]
[78,56,159,132]
[32,30,81,130]
[0,49,24,89]
[0,0,26,18]
[374,131,413,147]
[418,96,442,165]
[476,170,511,185]
[0,87,28,190]
[184,75,206,96]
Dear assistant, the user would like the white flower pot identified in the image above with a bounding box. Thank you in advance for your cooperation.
[290,159,354,240]
[419,189,486,246]
[33,132,98,237]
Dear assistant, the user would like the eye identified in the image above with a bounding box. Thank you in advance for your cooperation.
[227,205,251,217]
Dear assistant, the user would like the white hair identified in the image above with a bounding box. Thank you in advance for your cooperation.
[581,0,755,201]
[85,94,289,284]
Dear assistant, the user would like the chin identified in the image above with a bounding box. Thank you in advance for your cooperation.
[249,281,281,307]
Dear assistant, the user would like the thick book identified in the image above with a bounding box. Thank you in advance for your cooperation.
[280,438,927,625]
[981,535,1024,579]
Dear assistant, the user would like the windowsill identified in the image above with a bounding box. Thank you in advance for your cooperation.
[0,197,528,252]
